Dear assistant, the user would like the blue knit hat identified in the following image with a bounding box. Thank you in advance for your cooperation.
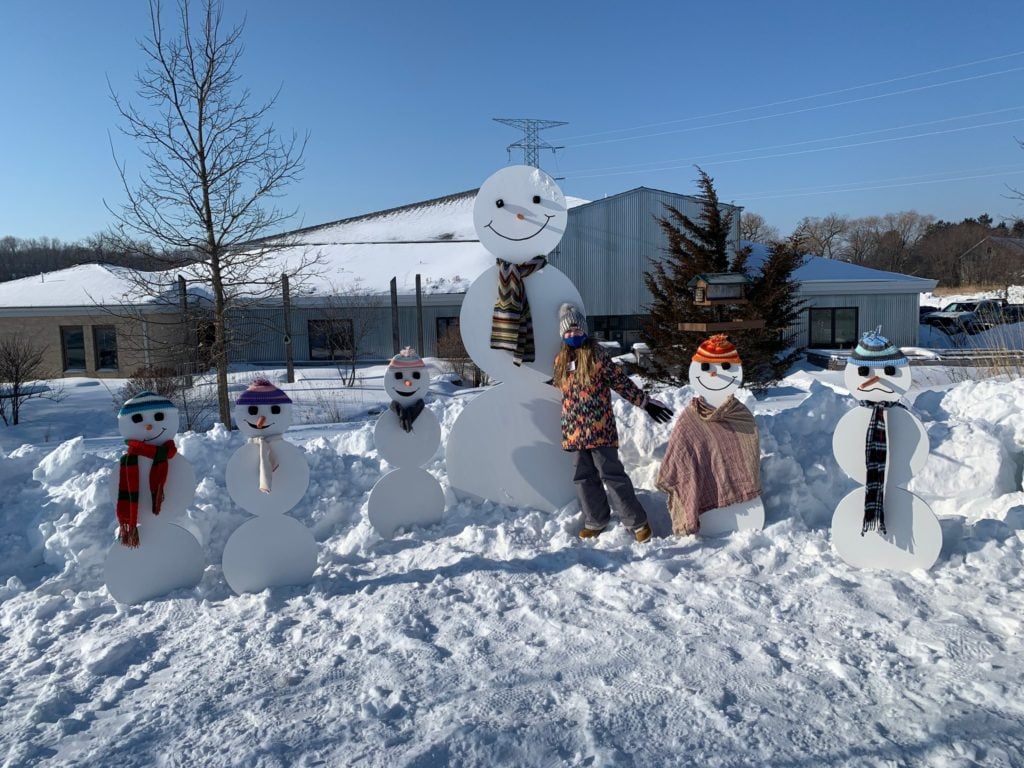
[849,328,908,367]
[118,391,176,416]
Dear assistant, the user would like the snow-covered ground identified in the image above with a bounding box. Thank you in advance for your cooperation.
[1,357,1023,767]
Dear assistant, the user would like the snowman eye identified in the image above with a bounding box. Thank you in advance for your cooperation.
[495,199,504,208]
[131,413,143,423]
[700,363,710,371]
[154,412,165,421]
[721,363,731,370]
[857,366,870,377]
[532,195,541,204]
[412,371,421,380]
[394,371,403,379]
[271,405,281,414]
[248,406,259,416]
[884,365,896,376]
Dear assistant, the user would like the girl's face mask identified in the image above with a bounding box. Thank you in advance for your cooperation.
[563,333,587,349]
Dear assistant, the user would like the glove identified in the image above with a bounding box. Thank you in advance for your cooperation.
[643,399,674,424]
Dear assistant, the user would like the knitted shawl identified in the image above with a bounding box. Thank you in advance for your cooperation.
[490,256,547,366]
[116,439,177,547]
[657,395,761,535]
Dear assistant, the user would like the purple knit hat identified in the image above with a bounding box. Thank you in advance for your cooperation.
[236,378,292,405]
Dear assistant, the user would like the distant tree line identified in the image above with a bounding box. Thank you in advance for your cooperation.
[0,233,194,282]
[742,210,1024,288]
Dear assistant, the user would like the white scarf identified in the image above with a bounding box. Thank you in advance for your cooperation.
[248,435,283,493]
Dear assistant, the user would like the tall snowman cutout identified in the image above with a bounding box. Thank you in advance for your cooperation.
[104,391,203,604]
[446,166,585,511]
[222,379,316,594]
[831,329,942,570]
[657,335,764,536]
[367,348,445,538]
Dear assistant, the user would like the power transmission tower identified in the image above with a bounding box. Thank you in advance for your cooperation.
[493,118,567,168]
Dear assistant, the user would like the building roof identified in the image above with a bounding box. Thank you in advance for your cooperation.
[0,263,192,311]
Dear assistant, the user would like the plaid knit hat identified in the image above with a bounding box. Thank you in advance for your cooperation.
[692,334,741,364]
[118,391,176,416]
[236,378,292,406]
[558,303,588,336]
[849,328,908,367]
[389,347,426,369]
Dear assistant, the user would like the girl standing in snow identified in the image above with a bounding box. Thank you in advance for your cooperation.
[552,303,674,542]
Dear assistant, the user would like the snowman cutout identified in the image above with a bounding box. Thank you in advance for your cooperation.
[830,329,942,570]
[657,335,765,537]
[222,379,316,594]
[446,165,585,512]
[104,391,203,604]
[367,348,445,538]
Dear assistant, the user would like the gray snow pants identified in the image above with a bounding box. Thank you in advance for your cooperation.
[571,446,648,531]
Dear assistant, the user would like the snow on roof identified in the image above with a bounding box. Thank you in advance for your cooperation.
[0,263,182,309]
[744,241,938,294]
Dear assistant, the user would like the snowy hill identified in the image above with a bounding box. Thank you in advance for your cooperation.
[0,365,1022,767]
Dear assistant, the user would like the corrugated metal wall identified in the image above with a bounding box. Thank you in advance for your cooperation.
[794,292,921,348]
[225,300,464,362]
[551,188,742,316]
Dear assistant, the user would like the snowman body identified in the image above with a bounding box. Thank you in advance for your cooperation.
[368,352,445,538]
[222,392,316,594]
[445,166,583,512]
[104,396,203,604]
[830,345,942,570]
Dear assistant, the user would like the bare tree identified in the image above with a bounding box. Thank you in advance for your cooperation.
[792,213,849,259]
[315,282,387,387]
[106,0,316,426]
[0,336,62,426]
[739,212,781,244]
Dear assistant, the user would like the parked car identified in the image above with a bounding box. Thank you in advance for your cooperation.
[922,298,1008,334]
[1004,304,1024,324]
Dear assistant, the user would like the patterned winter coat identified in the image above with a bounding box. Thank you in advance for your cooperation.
[556,346,648,451]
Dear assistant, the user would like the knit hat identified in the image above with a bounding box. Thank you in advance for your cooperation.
[692,334,741,364]
[118,391,177,416]
[236,378,292,406]
[849,328,908,367]
[558,303,588,336]
[389,346,426,369]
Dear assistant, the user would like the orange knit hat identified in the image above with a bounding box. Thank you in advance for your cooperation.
[692,334,741,364]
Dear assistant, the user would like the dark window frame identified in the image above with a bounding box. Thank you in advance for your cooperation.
[60,325,86,371]
[435,316,460,342]
[307,318,354,361]
[808,306,859,349]
[92,325,119,370]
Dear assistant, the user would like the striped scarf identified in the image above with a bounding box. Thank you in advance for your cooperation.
[491,256,547,366]
[116,439,177,547]
[860,401,903,536]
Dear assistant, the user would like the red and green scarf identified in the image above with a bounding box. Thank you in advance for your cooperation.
[116,439,177,547]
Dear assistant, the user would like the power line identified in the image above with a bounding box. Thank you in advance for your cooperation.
[559,49,1024,142]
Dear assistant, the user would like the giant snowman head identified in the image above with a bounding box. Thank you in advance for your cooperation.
[234,378,294,438]
[472,165,568,259]
[689,335,743,408]
[843,328,911,404]
[118,391,180,444]
[385,347,428,403]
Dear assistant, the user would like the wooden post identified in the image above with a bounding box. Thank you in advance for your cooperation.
[177,275,193,386]
[415,273,424,355]
[390,277,401,354]
[282,273,295,383]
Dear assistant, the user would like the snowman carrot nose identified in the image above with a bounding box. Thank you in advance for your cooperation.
[145,424,153,431]
[709,370,718,377]
[256,415,266,427]
[404,379,412,387]
[859,375,881,389]
[516,212,525,220]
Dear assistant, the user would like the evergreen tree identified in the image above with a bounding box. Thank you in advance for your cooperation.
[642,168,804,389]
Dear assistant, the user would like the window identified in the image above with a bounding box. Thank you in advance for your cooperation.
[93,325,118,370]
[60,326,86,370]
[436,316,460,342]
[308,319,353,361]
[809,307,858,349]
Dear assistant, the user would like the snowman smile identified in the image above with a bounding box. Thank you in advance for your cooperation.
[245,421,274,430]
[697,375,736,391]
[394,390,420,398]
[142,427,167,442]
[484,215,554,241]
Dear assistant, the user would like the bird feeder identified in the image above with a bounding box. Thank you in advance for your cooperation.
[680,272,765,332]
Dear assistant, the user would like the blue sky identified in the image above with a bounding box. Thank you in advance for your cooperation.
[3,0,1024,243]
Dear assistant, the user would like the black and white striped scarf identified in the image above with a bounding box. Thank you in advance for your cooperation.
[859,400,904,536]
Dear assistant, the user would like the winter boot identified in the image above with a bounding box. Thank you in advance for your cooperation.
[578,526,606,540]
[633,523,652,544]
